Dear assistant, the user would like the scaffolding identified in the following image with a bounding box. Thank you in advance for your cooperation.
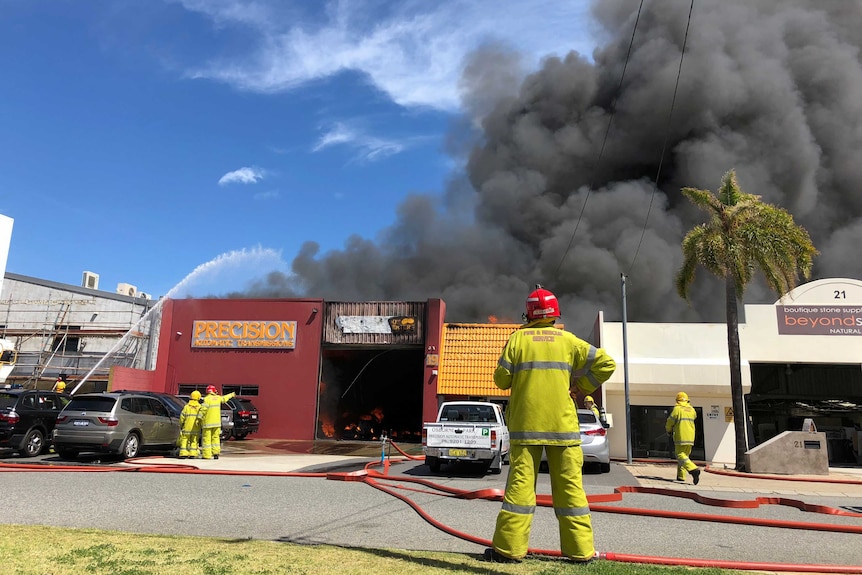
[0,294,160,390]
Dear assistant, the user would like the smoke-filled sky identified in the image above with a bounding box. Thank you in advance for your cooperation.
[240,0,862,333]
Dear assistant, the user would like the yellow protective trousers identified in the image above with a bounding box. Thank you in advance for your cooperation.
[675,444,698,480]
[200,426,222,459]
[492,444,594,561]
[178,429,200,458]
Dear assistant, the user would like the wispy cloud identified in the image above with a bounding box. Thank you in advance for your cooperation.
[313,122,406,162]
[178,0,597,111]
[218,166,266,185]
[253,189,280,200]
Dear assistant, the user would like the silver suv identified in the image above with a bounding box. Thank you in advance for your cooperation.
[53,392,181,460]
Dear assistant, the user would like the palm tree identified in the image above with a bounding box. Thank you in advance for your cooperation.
[676,170,818,471]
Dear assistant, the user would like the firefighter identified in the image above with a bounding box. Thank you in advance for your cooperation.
[198,385,235,460]
[486,286,616,564]
[666,391,700,484]
[52,376,66,393]
[584,395,600,420]
[178,390,203,459]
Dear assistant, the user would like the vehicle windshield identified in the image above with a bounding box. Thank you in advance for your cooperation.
[440,405,495,422]
[0,393,18,409]
[65,397,117,412]
[578,411,598,425]
[236,399,257,411]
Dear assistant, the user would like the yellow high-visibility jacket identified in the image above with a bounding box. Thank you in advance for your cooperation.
[666,400,697,446]
[179,400,201,433]
[494,320,616,446]
[198,392,235,430]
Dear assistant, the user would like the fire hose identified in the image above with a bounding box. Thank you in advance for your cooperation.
[2,441,861,573]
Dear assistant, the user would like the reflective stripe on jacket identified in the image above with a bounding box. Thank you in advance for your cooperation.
[666,401,697,446]
[198,392,236,429]
[494,320,616,446]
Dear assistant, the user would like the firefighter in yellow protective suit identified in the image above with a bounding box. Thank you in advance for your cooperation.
[666,391,700,484]
[198,385,235,460]
[583,395,600,420]
[486,286,616,564]
[178,390,202,459]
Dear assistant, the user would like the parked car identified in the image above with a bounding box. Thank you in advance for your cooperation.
[540,409,611,473]
[114,390,185,418]
[0,388,70,457]
[176,394,234,440]
[53,391,181,460]
[224,397,259,439]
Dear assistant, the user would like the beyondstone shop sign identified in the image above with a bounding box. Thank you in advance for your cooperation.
[777,306,862,336]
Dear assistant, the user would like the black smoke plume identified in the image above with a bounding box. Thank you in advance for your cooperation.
[238,0,862,334]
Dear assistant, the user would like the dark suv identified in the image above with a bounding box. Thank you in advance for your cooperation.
[0,388,70,457]
[224,397,259,439]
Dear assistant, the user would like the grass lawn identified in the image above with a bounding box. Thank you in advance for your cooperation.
[1,524,750,575]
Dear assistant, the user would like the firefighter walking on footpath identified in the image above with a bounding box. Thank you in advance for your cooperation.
[198,385,235,460]
[666,391,701,484]
[485,285,616,564]
[178,390,203,459]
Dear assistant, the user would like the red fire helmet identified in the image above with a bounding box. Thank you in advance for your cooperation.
[525,286,561,320]
[206,385,218,395]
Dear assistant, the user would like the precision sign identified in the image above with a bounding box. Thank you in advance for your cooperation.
[776,305,862,336]
[191,320,297,349]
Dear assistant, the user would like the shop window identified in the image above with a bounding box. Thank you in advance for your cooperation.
[223,385,259,397]
[178,384,207,395]
[630,404,705,460]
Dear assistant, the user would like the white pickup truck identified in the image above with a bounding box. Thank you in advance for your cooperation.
[422,401,510,474]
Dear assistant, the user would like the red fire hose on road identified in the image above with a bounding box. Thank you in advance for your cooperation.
[2,445,861,573]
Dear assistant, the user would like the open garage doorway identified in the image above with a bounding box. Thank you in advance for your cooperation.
[748,363,862,466]
[316,347,424,444]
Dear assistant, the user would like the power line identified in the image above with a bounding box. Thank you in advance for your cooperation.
[553,0,646,281]
[627,0,695,274]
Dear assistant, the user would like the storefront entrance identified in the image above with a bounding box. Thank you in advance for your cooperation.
[630,405,706,461]
[748,363,862,466]
[316,347,424,443]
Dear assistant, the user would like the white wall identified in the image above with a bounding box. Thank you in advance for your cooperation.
[599,322,743,464]
[0,215,12,299]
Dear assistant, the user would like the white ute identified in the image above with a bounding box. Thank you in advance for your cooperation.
[422,401,510,474]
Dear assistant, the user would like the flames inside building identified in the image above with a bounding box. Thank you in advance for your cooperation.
[316,347,424,443]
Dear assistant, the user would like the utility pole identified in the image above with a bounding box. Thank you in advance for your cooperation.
[621,273,632,464]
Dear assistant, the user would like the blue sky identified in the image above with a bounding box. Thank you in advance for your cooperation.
[0,0,599,299]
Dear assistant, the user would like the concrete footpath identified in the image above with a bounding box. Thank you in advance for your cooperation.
[163,438,862,498]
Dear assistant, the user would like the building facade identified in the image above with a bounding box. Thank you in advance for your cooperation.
[1,272,158,392]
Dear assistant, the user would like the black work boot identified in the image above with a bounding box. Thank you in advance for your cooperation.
[691,468,701,485]
[483,548,520,563]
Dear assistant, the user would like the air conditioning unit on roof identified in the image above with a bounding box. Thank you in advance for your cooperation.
[138,292,151,300]
[82,271,100,290]
[117,282,137,297]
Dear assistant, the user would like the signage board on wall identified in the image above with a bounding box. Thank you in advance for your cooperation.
[192,320,297,349]
[336,315,416,334]
[776,305,862,335]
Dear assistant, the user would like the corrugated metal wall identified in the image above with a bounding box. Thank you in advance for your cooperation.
[323,301,425,345]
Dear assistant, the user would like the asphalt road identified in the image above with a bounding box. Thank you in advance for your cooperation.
[1,452,861,569]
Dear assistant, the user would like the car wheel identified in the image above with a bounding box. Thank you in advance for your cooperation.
[20,428,45,458]
[220,429,231,441]
[600,462,611,473]
[488,454,503,475]
[426,456,440,472]
[235,432,248,440]
[56,448,78,460]
[121,433,141,459]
